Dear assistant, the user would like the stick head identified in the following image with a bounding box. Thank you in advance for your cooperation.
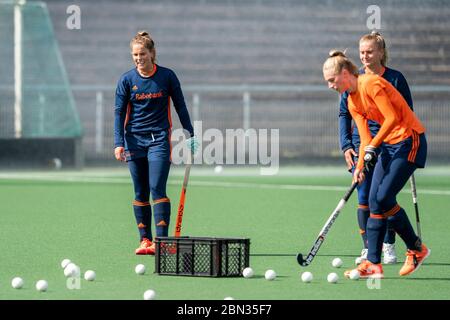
[297,253,308,266]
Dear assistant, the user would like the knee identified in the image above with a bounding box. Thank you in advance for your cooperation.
[376,190,395,210]
[368,192,379,214]
[150,185,167,200]
[134,188,150,202]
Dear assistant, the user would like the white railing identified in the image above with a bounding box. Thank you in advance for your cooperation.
[2,84,450,162]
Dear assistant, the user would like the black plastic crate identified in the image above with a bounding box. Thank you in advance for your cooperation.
[155,236,250,277]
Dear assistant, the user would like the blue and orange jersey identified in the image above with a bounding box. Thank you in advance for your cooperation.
[114,65,194,148]
[339,67,413,152]
[347,74,425,170]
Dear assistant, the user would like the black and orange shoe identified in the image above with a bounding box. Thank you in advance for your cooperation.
[399,243,430,276]
[344,260,384,279]
[135,238,155,255]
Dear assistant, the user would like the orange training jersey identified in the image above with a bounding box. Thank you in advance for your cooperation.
[347,74,425,170]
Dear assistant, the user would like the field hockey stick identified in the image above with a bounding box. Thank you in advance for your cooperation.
[174,150,193,237]
[297,156,373,267]
[297,180,358,266]
[409,173,422,240]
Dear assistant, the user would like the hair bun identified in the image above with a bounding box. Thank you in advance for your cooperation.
[371,30,381,37]
[137,30,150,38]
[329,50,346,58]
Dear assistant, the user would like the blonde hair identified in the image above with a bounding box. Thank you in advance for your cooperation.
[323,50,359,76]
[130,30,156,63]
[360,31,388,66]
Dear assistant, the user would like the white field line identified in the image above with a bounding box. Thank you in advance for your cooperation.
[1,172,450,196]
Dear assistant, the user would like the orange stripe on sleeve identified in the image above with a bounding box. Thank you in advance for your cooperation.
[167,97,172,129]
[124,102,132,129]
[167,97,173,162]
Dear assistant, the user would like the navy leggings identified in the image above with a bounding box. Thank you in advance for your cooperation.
[369,133,427,214]
[365,133,427,263]
[128,158,171,202]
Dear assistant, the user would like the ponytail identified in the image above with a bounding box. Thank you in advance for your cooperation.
[323,50,359,76]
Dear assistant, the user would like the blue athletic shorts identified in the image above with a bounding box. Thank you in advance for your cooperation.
[124,130,171,162]
[383,132,427,169]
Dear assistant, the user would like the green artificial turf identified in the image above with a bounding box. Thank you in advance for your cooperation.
[1,167,449,300]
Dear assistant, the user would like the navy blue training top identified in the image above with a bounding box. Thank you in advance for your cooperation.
[114,65,194,148]
[338,67,413,152]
